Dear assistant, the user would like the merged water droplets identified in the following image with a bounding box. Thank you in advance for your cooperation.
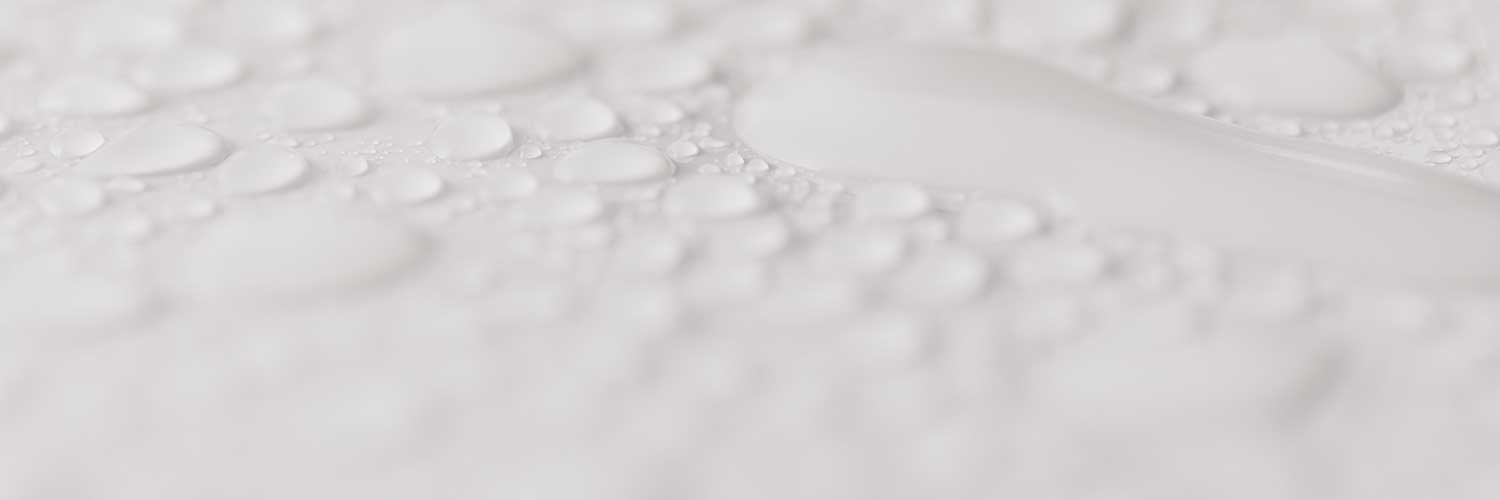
[1186,34,1402,118]
[735,44,1500,286]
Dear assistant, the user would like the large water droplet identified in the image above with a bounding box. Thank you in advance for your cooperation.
[428,114,515,161]
[1379,37,1474,82]
[0,267,155,334]
[48,129,106,160]
[534,98,620,141]
[551,1,677,44]
[76,123,226,177]
[35,177,106,215]
[1186,34,1401,118]
[217,0,317,46]
[734,45,1500,286]
[600,48,715,93]
[217,146,309,196]
[39,76,150,117]
[367,168,445,205]
[554,141,675,183]
[263,78,370,132]
[664,174,763,219]
[131,46,245,94]
[180,206,425,301]
[520,188,605,226]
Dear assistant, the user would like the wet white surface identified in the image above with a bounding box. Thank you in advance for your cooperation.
[2,0,1500,499]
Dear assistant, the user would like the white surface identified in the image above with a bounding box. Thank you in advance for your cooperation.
[0,0,1499,499]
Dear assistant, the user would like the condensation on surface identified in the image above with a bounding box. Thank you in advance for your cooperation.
[1,1,1499,499]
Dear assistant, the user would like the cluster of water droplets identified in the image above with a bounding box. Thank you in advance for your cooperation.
[1,0,1500,499]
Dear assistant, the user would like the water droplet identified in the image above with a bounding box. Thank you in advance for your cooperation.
[104,177,147,193]
[666,139,700,160]
[218,146,309,196]
[611,231,684,276]
[992,0,1131,47]
[490,169,539,199]
[850,181,931,221]
[48,129,106,160]
[1381,37,1473,82]
[39,76,151,117]
[7,158,44,174]
[1114,65,1179,96]
[428,114,514,161]
[0,267,155,333]
[534,98,620,142]
[218,0,317,46]
[180,205,425,301]
[77,123,226,177]
[957,197,1043,246]
[552,1,677,44]
[131,46,245,93]
[326,156,371,177]
[263,78,370,132]
[717,3,811,47]
[1187,34,1400,118]
[702,214,790,258]
[1007,240,1111,287]
[600,48,714,93]
[886,245,988,307]
[1462,129,1500,148]
[554,141,674,183]
[520,188,605,225]
[807,227,908,276]
[367,168,444,205]
[35,177,106,215]
[377,6,580,97]
[74,6,181,55]
[735,45,1500,286]
[664,174,762,219]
